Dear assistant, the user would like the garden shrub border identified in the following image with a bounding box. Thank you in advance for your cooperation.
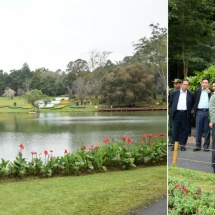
[0,134,166,179]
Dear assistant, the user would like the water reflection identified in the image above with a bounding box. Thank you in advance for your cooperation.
[0,111,166,161]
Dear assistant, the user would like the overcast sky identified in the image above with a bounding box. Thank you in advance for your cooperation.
[0,0,167,72]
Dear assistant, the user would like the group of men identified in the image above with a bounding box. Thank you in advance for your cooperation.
[169,78,215,173]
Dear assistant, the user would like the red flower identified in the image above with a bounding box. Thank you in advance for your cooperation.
[44,150,48,155]
[19,143,24,150]
[150,141,154,146]
[64,149,67,154]
[184,188,189,195]
[196,209,199,213]
[103,138,110,143]
[142,134,146,138]
[195,188,201,195]
[148,134,152,138]
[89,147,93,151]
[31,151,37,155]
[174,184,180,189]
[160,133,165,138]
[127,138,131,144]
[121,136,127,141]
[155,133,159,138]
[95,146,99,150]
[182,185,189,195]
[168,190,172,196]
[82,145,86,149]
[50,150,53,153]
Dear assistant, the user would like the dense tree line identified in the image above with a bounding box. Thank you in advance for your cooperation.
[0,24,167,106]
[169,0,215,82]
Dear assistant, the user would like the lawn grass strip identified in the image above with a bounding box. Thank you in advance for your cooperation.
[0,166,166,215]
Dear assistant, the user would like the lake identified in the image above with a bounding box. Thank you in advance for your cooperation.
[0,111,166,161]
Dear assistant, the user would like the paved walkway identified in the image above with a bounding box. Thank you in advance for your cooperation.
[168,134,214,173]
[131,197,167,215]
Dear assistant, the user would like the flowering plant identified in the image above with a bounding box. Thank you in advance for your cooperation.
[0,133,166,178]
[168,176,215,215]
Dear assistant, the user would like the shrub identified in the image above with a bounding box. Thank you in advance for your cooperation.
[168,177,215,215]
[0,134,166,179]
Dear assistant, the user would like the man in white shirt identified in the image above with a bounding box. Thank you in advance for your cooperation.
[169,80,194,151]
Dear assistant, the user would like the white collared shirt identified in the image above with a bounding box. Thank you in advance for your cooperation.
[177,89,187,110]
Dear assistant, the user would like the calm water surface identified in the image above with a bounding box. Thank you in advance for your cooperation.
[0,111,166,161]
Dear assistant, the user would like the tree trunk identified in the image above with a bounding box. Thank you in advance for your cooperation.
[182,42,188,78]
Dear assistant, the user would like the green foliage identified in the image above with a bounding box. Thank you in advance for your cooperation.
[0,134,166,179]
[133,23,167,101]
[66,59,89,76]
[1,23,167,104]
[186,65,215,92]
[101,63,155,106]
[25,89,50,110]
[168,177,215,215]
[169,0,215,78]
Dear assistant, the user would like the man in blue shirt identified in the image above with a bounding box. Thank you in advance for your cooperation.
[192,78,212,151]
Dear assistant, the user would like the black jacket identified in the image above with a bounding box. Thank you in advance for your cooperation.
[169,89,194,119]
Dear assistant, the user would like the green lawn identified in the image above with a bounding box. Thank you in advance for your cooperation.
[168,166,215,192]
[0,166,166,215]
[0,96,98,113]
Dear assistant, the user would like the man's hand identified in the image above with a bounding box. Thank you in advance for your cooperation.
[206,88,211,94]
[209,122,213,128]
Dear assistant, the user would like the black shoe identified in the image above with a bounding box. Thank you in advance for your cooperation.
[193,147,201,151]
[204,148,209,152]
[171,146,174,151]
[181,146,186,151]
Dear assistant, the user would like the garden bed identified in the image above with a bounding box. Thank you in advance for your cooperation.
[168,166,215,214]
[0,134,166,178]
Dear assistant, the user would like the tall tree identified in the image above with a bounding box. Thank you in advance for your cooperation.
[66,59,89,76]
[6,63,32,93]
[101,63,154,106]
[2,87,16,99]
[74,76,91,104]
[25,90,50,110]
[169,0,215,78]
[134,24,167,101]
[29,69,42,90]
[0,70,6,95]
[88,50,112,71]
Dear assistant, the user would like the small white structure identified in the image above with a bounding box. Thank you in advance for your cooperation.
[51,101,60,104]
[46,104,54,108]
[39,104,45,108]
[55,97,69,101]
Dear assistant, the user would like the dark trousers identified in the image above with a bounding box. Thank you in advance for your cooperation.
[172,110,189,145]
[168,109,173,143]
[195,110,210,148]
[212,125,215,168]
